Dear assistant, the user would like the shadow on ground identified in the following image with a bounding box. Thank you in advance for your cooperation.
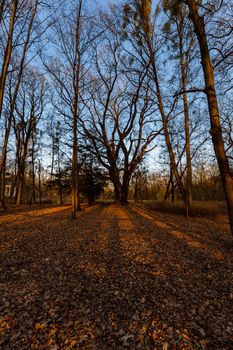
[0,204,232,349]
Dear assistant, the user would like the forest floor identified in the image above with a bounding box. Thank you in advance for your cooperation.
[0,203,233,350]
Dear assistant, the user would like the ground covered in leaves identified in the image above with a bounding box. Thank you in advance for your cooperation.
[0,203,232,349]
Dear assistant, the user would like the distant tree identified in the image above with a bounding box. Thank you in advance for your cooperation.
[13,68,47,205]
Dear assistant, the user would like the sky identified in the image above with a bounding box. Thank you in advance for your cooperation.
[92,0,122,9]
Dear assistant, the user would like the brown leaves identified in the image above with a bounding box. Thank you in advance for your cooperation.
[0,204,233,349]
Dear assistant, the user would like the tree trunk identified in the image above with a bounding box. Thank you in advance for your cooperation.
[0,0,39,177]
[0,0,18,118]
[16,162,25,206]
[145,37,187,206]
[187,0,233,234]
[0,0,6,24]
[31,137,36,203]
[113,176,129,204]
[179,34,192,216]
[71,1,82,219]
[38,160,42,204]
[121,176,130,204]
[113,180,122,202]
[0,151,6,211]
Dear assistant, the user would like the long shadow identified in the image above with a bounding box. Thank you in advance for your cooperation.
[126,205,233,348]
[0,204,233,349]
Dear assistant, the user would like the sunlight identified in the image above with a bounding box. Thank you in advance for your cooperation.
[133,206,225,261]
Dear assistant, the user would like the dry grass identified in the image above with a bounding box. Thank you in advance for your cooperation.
[140,200,227,218]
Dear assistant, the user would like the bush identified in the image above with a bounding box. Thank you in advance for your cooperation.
[141,200,227,219]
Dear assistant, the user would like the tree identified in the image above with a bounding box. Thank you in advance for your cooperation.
[13,68,46,205]
[163,2,197,209]
[44,0,97,217]
[180,0,233,233]
[0,0,41,176]
[123,0,190,212]
[80,18,160,202]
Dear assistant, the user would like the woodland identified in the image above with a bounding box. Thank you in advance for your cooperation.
[0,0,233,349]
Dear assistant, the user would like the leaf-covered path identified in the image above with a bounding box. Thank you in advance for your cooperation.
[0,204,233,349]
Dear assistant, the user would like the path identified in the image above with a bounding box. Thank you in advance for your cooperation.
[0,204,232,349]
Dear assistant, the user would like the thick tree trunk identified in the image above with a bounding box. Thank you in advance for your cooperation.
[113,180,122,202]
[121,178,129,204]
[113,176,129,204]
[187,0,233,234]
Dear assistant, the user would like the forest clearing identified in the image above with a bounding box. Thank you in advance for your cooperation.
[0,203,233,349]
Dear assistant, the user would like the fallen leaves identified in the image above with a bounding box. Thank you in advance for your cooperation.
[0,204,233,349]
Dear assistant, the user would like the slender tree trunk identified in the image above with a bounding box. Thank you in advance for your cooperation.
[57,142,63,205]
[171,168,175,202]
[164,181,170,201]
[0,116,12,176]
[38,160,42,204]
[179,39,192,216]
[16,161,25,206]
[0,0,6,24]
[187,0,233,234]
[16,169,24,206]
[16,135,30,206]
[71,1,82,218]
[31,137,36,203]
[0,0,18,119]
[145,37,187,206]
[51,135,55,180]
[0,0,39,176]
[0,151,6,211]
[72,124,78,218]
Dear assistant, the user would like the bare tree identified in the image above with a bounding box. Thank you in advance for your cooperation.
[123,0,190,211]
[80,21,160,202]
[13,68,46,205]
[44,0,98,217]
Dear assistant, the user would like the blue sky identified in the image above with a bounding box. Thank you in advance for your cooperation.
[92,0,122,8]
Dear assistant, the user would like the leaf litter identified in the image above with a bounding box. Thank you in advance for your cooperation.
[0,203,232,349]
